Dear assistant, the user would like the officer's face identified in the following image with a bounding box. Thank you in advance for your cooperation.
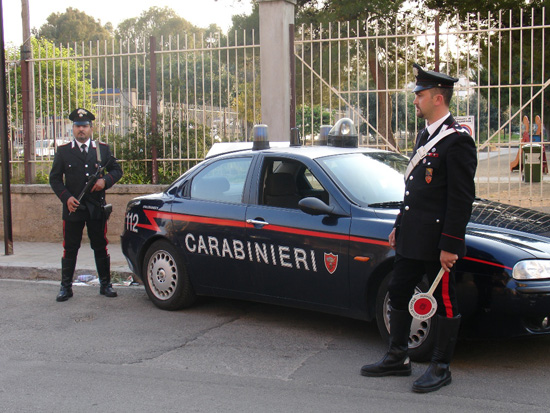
[73,123,93,143]
[413,89,435,120]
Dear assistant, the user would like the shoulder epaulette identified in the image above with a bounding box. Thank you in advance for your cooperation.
[450,122,470,135]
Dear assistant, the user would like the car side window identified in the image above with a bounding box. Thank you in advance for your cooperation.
[261,159,329,209]
[190,157,252,203]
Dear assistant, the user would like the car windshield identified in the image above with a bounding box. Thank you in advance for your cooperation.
[317,152,407,207]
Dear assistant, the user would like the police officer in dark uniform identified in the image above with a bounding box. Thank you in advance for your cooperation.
[50,108,123,302]
[361,64,477,393]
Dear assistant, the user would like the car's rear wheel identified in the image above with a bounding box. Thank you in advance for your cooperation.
[375,271,435,362]
[142,240,196,310]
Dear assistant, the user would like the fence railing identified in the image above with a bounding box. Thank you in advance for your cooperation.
[294,8,549,207]
[6,31,260,184]
[5,7,549,206]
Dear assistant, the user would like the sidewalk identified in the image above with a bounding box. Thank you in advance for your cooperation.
[0,241,134,283]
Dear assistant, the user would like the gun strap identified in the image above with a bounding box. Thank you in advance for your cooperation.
[95,141,102,165]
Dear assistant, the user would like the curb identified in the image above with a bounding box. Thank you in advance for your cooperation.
[0,266,134,282]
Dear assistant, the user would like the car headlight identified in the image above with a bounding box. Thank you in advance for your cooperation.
[513,260,550,280]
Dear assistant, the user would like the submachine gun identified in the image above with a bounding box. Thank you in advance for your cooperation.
[73,157,114,218]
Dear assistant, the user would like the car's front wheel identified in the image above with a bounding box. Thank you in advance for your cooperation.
[375,271,435,362]
[142,240,196,310]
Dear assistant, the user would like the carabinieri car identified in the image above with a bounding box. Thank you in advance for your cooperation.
[121,119,550,361]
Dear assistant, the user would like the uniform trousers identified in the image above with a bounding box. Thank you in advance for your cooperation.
[63,217,109,261]
[389,254,459,318]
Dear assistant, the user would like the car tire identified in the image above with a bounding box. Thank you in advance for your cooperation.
[142,240,196,311]
[375,271,435,362]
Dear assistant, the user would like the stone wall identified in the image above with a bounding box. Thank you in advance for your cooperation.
[0,184,165,243]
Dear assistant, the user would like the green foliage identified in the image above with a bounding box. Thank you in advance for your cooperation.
[424,0,550,134]
[8,38,97,121]
[112,109,208,184]
[36,7,113,44]
[296,0,407,24]
[424,0,548,18]
[296,104,334,133]
[9,162,52,184]
[230,2,260,44]
[115,6,203,47]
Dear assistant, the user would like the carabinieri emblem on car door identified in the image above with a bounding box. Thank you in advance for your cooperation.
[324,252,338,274]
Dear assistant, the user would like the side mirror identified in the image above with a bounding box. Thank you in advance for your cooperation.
[298,197,335,216]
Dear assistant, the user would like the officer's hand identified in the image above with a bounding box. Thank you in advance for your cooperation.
[440,250,458,272]
[91,178,106,192]
[388,228,397,250]
[67,196,80,213]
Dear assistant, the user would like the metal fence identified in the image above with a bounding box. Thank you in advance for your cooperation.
[295,7,549,207]
[6,31,260,184]
[5,7,550,206]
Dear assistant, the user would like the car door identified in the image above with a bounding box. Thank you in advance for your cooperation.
[244,155,352,310]
[170,155,256,295]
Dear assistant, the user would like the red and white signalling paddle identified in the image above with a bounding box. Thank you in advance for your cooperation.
[408,268,445,320]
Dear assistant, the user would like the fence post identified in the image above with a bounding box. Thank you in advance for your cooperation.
[257,0,297,142]
[21,0,35,184]
[149,36,159,185]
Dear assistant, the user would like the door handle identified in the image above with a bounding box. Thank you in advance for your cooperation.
[246,218,269,227]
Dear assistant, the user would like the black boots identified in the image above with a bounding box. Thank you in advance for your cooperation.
[56,258,76,302]
[56,256,117,300]
[412,315,461,393]
[362,312,461,393]
[361,308,412,377]
[96,255,117,297]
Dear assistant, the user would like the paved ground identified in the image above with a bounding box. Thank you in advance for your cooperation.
[0,241,134,284]
[1,278,549,412]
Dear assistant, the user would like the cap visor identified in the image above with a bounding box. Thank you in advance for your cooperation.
[413,84,434,93]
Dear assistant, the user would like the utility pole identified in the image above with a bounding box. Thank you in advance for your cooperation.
[21,0,35,183]
[1,0,14,254]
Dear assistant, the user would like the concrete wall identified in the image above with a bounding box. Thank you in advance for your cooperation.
[0,184,165,243]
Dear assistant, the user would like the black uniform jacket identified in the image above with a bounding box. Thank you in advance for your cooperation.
[49,140,123,221]
[394,115,477,261]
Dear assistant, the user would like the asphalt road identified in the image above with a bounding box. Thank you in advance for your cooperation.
[1,279,549,413]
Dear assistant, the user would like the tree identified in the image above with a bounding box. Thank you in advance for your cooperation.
[424,0,550,138]
[294,0,411,150]
[229,2,260,44]
[296,0,405,22]
[36,8,113,45]
[8,38,96,121]
[116,7,202,46]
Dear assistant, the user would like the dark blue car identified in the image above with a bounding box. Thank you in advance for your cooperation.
[121,124,550,360]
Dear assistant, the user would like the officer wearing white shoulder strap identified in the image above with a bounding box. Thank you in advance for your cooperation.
[360,63,477,394]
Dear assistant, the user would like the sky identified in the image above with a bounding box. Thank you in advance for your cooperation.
[2,0,253,46]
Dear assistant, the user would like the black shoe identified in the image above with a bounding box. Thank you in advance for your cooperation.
[412,362,452,393]
[100,284,117,297]
[56,287,73,302]
[361,352,411,377]
[361,307,413,377]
